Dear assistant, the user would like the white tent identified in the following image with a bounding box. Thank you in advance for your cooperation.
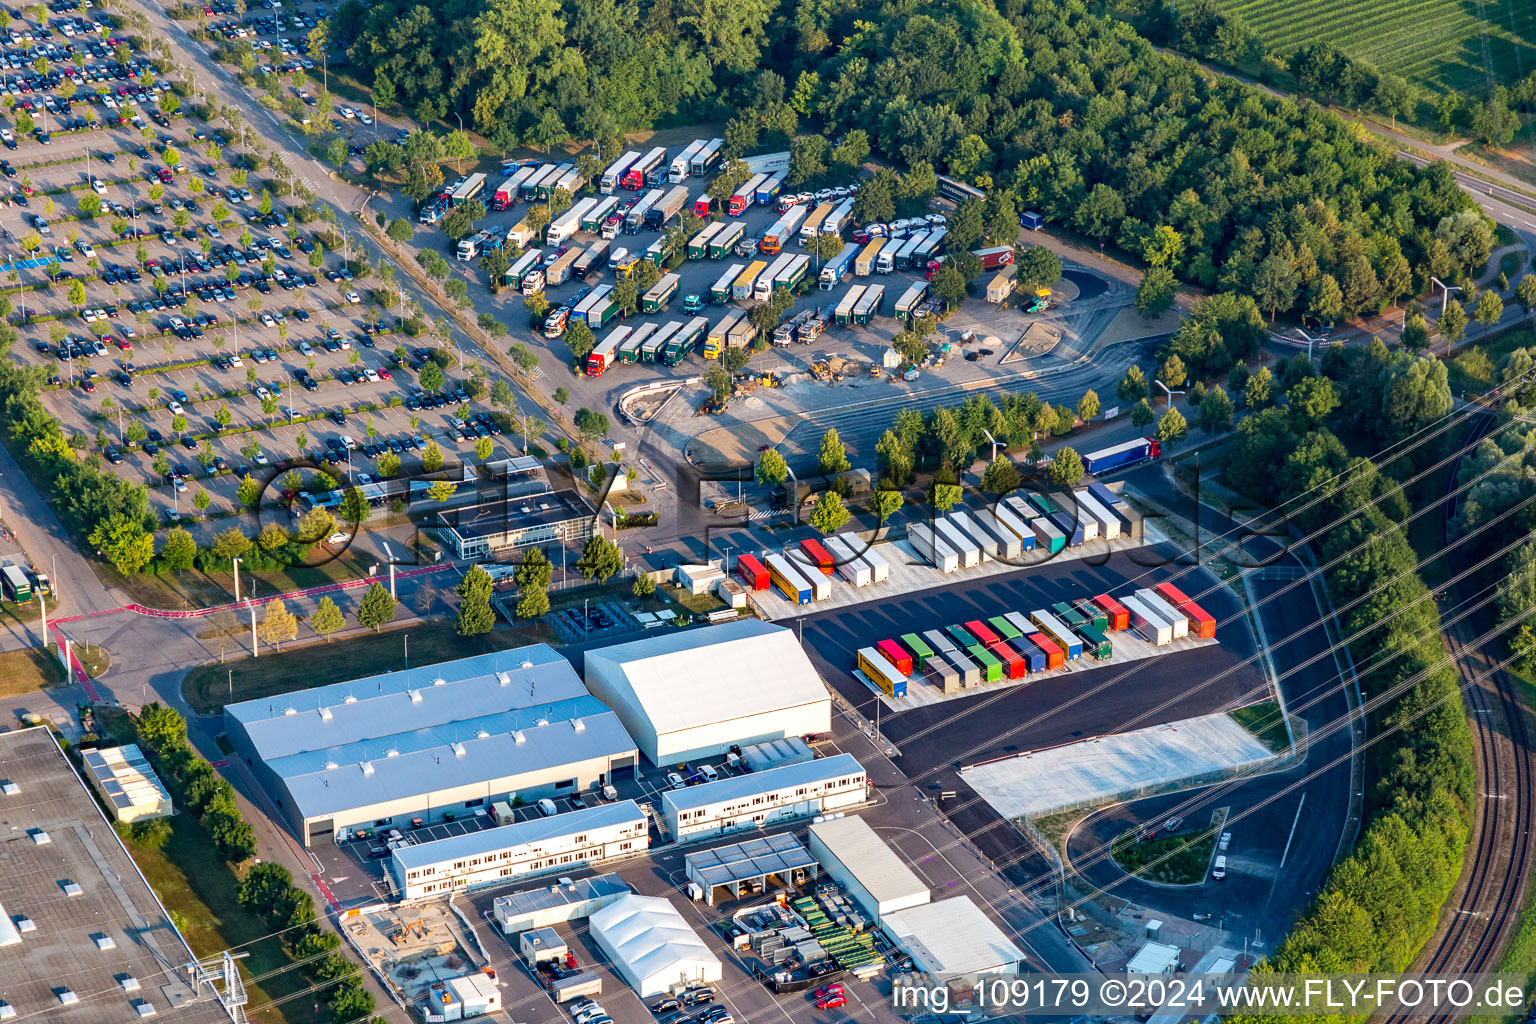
[589,894,723,997]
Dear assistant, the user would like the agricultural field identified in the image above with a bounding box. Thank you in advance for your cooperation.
[1214,0,1536,96]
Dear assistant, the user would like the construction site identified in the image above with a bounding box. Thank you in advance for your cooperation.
[342,901,495,1009]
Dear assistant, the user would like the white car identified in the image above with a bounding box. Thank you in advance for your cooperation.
[358,113,373,125]
[0,129,12,142]
[260,313,276,327]
[666,771,685,788]
[357,472,373,484]
[364,368,379,382]
[76,240,95,258]
[255,385,271,400]
[297,341,313,356]
[253,451,268,465]
[344,290,361,304]
[339,106,355,119]
[90,177,106,194]
[167,400,183,415]
[327,531,348,544]
[340,435,356,449]
[228,354,243,367]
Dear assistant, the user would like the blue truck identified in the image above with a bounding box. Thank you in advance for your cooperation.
[1082,437,1161,475]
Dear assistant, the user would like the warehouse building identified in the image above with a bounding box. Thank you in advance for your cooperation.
[80,744,173,823]
[808,814,930,923]
[583,619,832,765]
[589,894,723,997]
[662,753,867,840]
[684,833,819,905]
[390,801,648,899]
[224,646,639,846]
[435,489,594,560]
[881,897,1024,980]
[492,874,631,934]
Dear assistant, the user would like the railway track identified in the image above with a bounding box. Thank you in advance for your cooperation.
[1383,415,1534,1022]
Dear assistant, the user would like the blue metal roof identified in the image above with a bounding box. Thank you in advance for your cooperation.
[661,753,863,814]
[391,801,646,872]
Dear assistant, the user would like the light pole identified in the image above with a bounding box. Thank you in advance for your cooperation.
[1293,328,1321,362]
[1154,380,1184,408]
[404,633,409,669]
[227,668,233,701]
[231,556,242,602]
[1431,277,1462,317]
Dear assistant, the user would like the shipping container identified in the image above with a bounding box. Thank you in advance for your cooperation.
[1077,623,1113,661]
[968,645,1003,683]
[924,629,958,657]
[1046,509,1085,547]
[772,254,811,293]
[1051,601,1088,630]
[450,172,487,205]
[876,638,914,676]
[752,253,793,301]
[1120,594,1173,646]
[1010,634,1046,673]
[622,147,666,190]
[503,249,543,289]
[1182,601,1217,640]
[618,323,655,363]
[1092,594,1131,631]
[736,553,769,591]
[688,222,723,259]
[945,648,982,687]
[988,615,1022,641]
[764,553,813,605]
[730,173,768,216]
[1110,500,1145,541]
[908,523,958,573]
[799,538,835,576]
[858,647,907,698]
[1137,589,1189,640]
[895,281,929,321]
[899,633,935,671]
[835,285,865,326]
[645,185,691,231]
[1026,632,1065,671]
[1030,609,1083,660]
[926,655,960,694]
[710,221,746,259]
[1083,437,1161,475]
[1002,494,1039,521]
[949,510,1000,561]
[1053,491,1098,542]
[1073,490,1121,540]
[1002,611,1036,642]
[694,192,713,218]
[1030,515,1065,554]
[1020,211,1044,230]
[711,263,746,304]
[963,620,1001,648]
[1,564,31,601]
[989,640,1028,680]
[519,163,559,201]
[893,231,927,271]
[823,535,871,587]
[690,139,725,177]
[571,284,614,324]
[851,284,882,324]
[822,197,857,239]
[663,317,709,366]
[1073,598,1110,631]
[856,238,885,277]
[986,266,1016,304]
[862,545,889,583]
[669,140,706,183]
[600,151,641,192]
[932,520,979,567]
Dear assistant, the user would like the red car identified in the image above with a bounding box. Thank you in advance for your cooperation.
[815,995,846,1010]
[115,338,133,351]
[813,985,844,1000]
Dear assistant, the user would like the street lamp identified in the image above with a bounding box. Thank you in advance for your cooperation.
[1154,380,1184,407]
[404,633,409,669]
[231,555,241,602]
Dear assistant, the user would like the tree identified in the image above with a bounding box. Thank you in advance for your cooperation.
[1016,246,1062,290]
[1516,274,1536,314]
[211,527,251,561]
[1158,354,1187,391]
[356,582,397,631]
[808,490,850,534]
[574,407,609,442]
[565,319,596,360]
[980,456,1020,495]
[90,513,154,575]
[1245,366,1275,409]
[474,436,494,461]
[575,535,622,583]
[930,266,967,311]
[426,481,458,503]
[161,527,196,572]
[257,524,290,552]
[1474,290,1504,336]
[311,596,345,641]
[1308,273,1344,325]
[704,365,732,404]
[818,428,849,475]
[869,489,903,521]
[456,565,496,637]
[339,486,371,527]
[1119,365,1148,403]
[1252,251,1300,321]
[757,448,788,486]
[1048,447,1084,487]
[1131,398,1154,428]
[422,441,444,473]
[419,359,445,390]
[1135,266,1178,315]
[632,574,656,598]
[516,583,550,619]
[515,546,553,591]
[931,481,962,513]
[1439,299,1468,348]
[1076,389,1100,423]
[1155,407,1189,447]
[258,598,298,651]
[386,218,414,243]
[1400,311,1431,351]
[1198,385,1234,433]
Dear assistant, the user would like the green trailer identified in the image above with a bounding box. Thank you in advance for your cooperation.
[967,644,1003,683]
[1052,601,1088,629]
[1027,493,1060,517]
[588,298,620,329]
[688,222,722,259]
[663,316,709,366]
[1074,599,1109,630]
[946,624,979,650]
[988,615,1022,641]
[1078,623,1113,661]
[709,221,746,258]
[900,633,934,671]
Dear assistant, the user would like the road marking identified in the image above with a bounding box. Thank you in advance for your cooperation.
[1276,791,1307,871]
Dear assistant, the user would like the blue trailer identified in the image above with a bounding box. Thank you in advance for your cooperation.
[1020,211,1044,230]
[1087,481,1122,508]
[755,171,785,206]
[1048,510,1085,547]
[1083,437,1161,475]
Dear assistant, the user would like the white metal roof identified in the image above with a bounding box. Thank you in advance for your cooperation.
[590,894,720,983]
[583,620,830,737]
[881,897,1024,976]
[1127,941,1181,974]
[391,801,645,872]
[808,815,929,908]
[662,753,863,814]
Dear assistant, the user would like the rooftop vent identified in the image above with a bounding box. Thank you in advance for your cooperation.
[451,742,467,758]
[319,706,333,721]
[57,990,79,1006]
[60,881,83,898]
[432,676,447,687]
[536,718,549,727]
[119,976,140,993]
[284,707,298,716]
[94,934,117,951]
[343,694,358,704]
[571,719,585,733]
[512,730,526,744]
[324,761,340,771]
[386,748,399,758]
[360,761,375,776]
[0,1001,16,1020]
[409,689,423,703]
[15,917,35,934]
[134,1001,157,1018]
[476,729,490,740]
[521,659,534,670]
[0,780,18,796]
[30,829,50,845]
[496,671,512,687]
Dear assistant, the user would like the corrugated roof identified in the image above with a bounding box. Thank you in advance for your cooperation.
[583,620,830,736]
[809,814,929,907]
[684,833,817,888]
[662,753,863,814]
[492,873,631,918]
[392,801,645,872]
[882,897,1024,975]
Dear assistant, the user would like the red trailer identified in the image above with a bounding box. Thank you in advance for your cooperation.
[1180,600,1217,639]
[964,620,1001,647]
[1027,633,1065,671]
[876,638,913,676]
[1092,594,1130,631]
[1153,581,1193,607]
[989,640,1028,680]
[735,553,769,591]
[799,538,835,576]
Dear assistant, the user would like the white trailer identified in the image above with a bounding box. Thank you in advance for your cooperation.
[546,197,597,245]
[945,511,997,562]
[972,509,1023,559]
[1138,589,1190,640]
[821,196,857,238]
[822,535,871,587]
[600,151,641,192]
[933,519,980,568]
[861,544,890,583]
[1002,494,1038,521]
[1054,492,1098,542]
[690,138,724,176]
[670,140,706,183]
[1073,490,1122,540]
[907,522,958,574]
[1121,594,1174,646]
[991,502,1035,547]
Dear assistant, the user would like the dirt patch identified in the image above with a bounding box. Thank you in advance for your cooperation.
[1096,305,1184,346]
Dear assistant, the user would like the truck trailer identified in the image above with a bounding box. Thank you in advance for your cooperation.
[621,147,666,189]
[645,185,691,230]
[600,151,641,192]
[711,263,745,304]
[908,522,959,573]
[1083,437,1162,475]
[690,139,724,177]
[730,174,768,216]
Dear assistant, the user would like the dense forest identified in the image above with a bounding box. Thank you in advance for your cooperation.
[333,0,1486,327]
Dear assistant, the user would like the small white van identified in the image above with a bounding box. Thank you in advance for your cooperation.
[698,765,719,783]
[537,798,558,817]
[1211,855,1227,880]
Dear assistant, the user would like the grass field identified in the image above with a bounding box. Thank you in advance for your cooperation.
[1229,700,1291,754]
[0,647,66,698]
[182,619,555,713]
[1213,0,1536,96]
[1110,826,1219,885]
